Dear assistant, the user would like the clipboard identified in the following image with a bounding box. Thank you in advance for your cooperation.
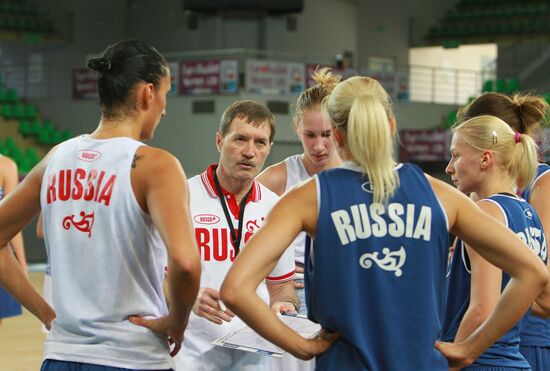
[212,313,321,358]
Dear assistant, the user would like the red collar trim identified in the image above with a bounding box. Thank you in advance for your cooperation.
[200,164,261,203]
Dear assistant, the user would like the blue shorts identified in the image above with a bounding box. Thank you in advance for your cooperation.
[40,359,173,371]
[0,286,22,319]
[520,346,550,371]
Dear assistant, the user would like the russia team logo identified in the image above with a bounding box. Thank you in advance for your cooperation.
[63,211,95,238]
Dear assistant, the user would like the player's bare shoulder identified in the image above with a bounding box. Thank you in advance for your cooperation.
[131,146,185,175]
[257,160,287,196]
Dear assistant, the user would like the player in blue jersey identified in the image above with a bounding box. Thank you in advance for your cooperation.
[219,76,549,370]
[443,114,550,370]
[456,92,550,371]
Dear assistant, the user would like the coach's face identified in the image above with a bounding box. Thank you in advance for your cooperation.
[216,116,272,183]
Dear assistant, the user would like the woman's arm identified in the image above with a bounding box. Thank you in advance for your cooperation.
[128,146,201,356]
[36,212,43,239]
[256,161,287,196]
[221,179,338,360]
[525,173,550,316]
[0,156,55,328]
[2,157,27,273]
[453,201,503,343]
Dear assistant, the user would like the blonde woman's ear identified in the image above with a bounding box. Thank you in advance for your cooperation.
[479,151,494,170]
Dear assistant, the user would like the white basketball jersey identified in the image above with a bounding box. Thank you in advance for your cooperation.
[178,165,295,365]
[40,135,172,369]
[284,154,310,264]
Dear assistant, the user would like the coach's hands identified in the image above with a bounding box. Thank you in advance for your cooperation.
[193,287,235,324]
[129,315,184,357]
[271,301,297,314]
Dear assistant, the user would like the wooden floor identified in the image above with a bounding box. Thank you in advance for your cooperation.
[0,272,46,371]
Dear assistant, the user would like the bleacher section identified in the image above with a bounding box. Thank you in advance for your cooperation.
[0,0,55,38]
[0,80,72,174]
[425,0,550,45]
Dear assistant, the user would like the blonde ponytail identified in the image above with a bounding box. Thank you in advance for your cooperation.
[511,132,538,191]
[347,94,399,204]
[323,76,398,204]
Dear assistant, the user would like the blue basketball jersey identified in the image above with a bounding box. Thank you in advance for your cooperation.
[305,162,450,371]
[521,163,550,203]
[442,194,547,368]
[520,163,550,348]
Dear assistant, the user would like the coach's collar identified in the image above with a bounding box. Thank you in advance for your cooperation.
[200,164,261,202]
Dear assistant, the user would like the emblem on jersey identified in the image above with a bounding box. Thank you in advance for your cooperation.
[244,218,265,243]
[360,181,373,194]
[63,211,95,238]
[359,246,406,277]
[77,150,102,162]
[523,208,533,219]
[194,214,220,225]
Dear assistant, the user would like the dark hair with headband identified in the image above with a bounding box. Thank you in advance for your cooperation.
[87,39,169,120]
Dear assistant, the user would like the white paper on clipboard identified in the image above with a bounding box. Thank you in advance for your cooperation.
[212,313,321,358]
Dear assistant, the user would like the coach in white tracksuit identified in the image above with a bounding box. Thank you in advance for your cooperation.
[175,100,297,371]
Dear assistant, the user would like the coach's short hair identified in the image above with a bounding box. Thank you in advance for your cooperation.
[219,100,276,142]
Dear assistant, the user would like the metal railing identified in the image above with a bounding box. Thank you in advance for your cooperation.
[409,65,482,104]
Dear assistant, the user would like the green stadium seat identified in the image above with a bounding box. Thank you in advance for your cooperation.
[1,104,14,119]
[50,130,63,145]
[6,88,18,102]
[505,78,519,94]
[25,147,40,166]
[5,137,17,150]
[42,119,54,131]
[482,80,493,93]
[37,129,51,145]
[17,156,33,174]
[13,103,25,119]
[30,119,42,135]
[18,120,32,137]
[4,138,21,159]
[24,104,37,119]
[495,79,507,93]
[10,147,23,160]
[446,110,458,128]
